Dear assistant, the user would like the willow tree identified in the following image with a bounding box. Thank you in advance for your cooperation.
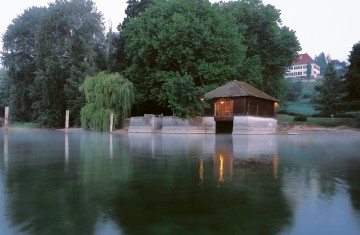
[79,72,134,131]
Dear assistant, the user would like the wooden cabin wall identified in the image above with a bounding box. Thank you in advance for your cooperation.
[233,97,246,115]
[258,99,267,117]
[204,97,276,118]
[248,97,257,116]
[246,97,276,118]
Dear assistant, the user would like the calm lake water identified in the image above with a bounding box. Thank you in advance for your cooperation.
[0,129,360,235]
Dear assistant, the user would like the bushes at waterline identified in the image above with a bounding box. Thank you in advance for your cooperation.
[293,116,307,122]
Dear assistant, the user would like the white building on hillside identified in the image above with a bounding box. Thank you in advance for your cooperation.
[285,53,321,79]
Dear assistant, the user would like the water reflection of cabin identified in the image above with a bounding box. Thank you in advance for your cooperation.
[203,80,278,134]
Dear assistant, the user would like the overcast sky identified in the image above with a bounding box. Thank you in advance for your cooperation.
[1,0,359,61]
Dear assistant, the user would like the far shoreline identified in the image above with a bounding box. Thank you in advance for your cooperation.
[2,124,359,135]
[277,124,360,135]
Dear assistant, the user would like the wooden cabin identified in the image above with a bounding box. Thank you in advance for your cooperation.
[203,80,278,134]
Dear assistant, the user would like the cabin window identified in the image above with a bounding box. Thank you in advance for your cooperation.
[215,98,233,116]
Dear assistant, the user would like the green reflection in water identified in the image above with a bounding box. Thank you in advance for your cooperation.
[1,130,360,235]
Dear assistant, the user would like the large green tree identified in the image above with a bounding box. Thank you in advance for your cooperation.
[124,0,155,24]
[113,0,155,73]
[79,72,134,131]
[312,62,345,116]
[123,0,245,117]
[314,52,328,76]
[0,68,11,116]
[343,41,360,111]
[220,0,301,97]
[1,7,46,122]
[1,0,106,127]
[32,0,104,127]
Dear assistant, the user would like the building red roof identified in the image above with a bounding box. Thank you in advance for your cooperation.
[293,53,315,65]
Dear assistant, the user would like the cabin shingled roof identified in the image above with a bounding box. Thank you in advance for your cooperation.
[203,80,278,101]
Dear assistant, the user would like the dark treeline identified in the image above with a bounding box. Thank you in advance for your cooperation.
[1,0,303,127]
[311,44,360,117]
[1,0,105,127]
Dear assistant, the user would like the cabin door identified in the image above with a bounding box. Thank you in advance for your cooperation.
[215,98,234,134]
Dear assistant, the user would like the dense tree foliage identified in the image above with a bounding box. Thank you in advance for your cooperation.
[79,72,134,131]
[343,41,360,111]
[1,0,301,125]
[123,0,155,24]
[122,0,300,116]
[160,73,206,117]
[123,0,246,117]
[312,63,345,116]
[1,0,105,127]
[0,68,10,116]
[314,52,328,76]
[1,7,46,122]
[314,53,348,77]
[286,80,302,102]
[306,63,312,79]
[114,0,155,73]
[33,0,105,127]
[220,0,301,97]
[330,59,348,77]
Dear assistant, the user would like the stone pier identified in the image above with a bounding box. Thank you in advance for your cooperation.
[232,116,277,135]
[128,115,276,134]
[128,116,216,134]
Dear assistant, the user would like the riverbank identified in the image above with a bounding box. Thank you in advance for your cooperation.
[277,124,359,135]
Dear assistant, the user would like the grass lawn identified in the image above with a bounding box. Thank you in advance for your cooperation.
[279,80,321,116]
[277,114,356,128]
[301,80,321,96]
[280,99,317,116]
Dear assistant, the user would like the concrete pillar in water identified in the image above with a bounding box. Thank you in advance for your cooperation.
[65,133,69,164]
[109,113,114,133]
[4,133,8,171]
[109,114,114,159]
[109,134,113,160]
[65,110,69,132]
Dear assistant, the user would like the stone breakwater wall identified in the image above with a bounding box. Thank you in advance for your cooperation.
[232,116,277,135]
[128,115,215,134]
[161,116,215,134]
[128,115,277,134]
[127,115,163,133]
